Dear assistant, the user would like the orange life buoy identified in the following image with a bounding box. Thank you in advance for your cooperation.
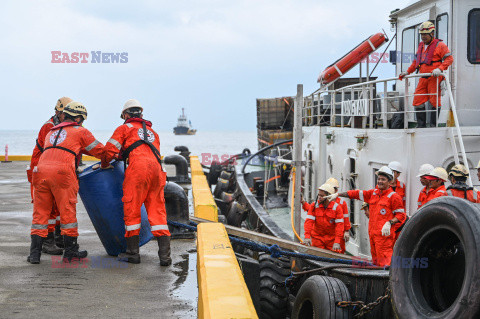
[317,32,388,85]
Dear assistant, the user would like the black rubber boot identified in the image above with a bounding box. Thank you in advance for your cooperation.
[27,234,44,264]
[55,224,64,248]
[157,236,172,266]
[118,235,141,264]
[63,235,88,262]
[42,232,63,255]
[416,104,426,128]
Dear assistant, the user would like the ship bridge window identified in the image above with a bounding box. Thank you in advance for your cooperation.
[468,9,480,64]
[436,13,448,46]
[401,27,416,72]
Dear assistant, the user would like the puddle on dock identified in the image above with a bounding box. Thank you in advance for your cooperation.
[171,248,197,304]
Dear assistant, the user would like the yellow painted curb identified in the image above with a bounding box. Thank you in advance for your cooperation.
[197,223,258,319]
[190,156,218,222]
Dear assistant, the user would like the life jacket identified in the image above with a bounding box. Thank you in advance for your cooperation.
[447,183,477,202]
[120,118,162,169]
[415,38,442,70]
[43,122,79,158]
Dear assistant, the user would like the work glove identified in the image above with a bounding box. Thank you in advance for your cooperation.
[303,238,312,246]
[344,231,350,242]
[332,243,341,252]
[432,68,442,77]
[324,193,338,201]
[399,72,408,80]
[381,221,391,236]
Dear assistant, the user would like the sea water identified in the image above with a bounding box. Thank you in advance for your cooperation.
[0,130,258,160]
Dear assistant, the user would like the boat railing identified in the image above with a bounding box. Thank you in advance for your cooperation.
[302,73,451,130]
[301,72,471,185]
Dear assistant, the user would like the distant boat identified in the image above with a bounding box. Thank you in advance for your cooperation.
[173,108,197,135]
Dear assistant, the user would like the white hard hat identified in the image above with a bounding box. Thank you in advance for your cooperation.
[121,99,143,118]
[388,161,403,173]
[417,163,434,177]
[430,167,448,182]
[376,166,394,180]
[318,183,335,195]
[325,177,339,189]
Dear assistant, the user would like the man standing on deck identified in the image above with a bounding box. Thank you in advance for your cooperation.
[302,184,344,253]
[28,102,105,264]
[399,21,453,128]
[328,166,406,267]
[417,167,448,209]
[102,99,171,266]
[325,177,350,253]
[447,164,480,203]
[27,97,72,255]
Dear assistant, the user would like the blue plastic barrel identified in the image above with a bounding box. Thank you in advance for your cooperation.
[78,161,154,256]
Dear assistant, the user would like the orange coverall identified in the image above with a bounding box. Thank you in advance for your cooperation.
[27,116,61,233]
[406,39,453,107]
[417,185,447,209]
[31,122,104,238]
[103,118,170,238]
[303,200,344,252]
[347,188,406,267]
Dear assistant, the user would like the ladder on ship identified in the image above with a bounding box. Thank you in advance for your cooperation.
[445,75,476,187]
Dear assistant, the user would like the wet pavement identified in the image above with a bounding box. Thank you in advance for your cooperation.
[0,161,197,318]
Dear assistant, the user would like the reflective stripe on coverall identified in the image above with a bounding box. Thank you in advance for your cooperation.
[446,186,479,203]
[31,122,105,237]
[347,188,406,267]
[303,200,344,253]
[103,118,170,238]
[337,197,350,253]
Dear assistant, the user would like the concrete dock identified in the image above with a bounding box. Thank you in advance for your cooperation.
[0,161,197,318]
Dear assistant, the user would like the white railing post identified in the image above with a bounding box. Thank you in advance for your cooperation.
[404,78,409,129]
[444,74,472,186]
[382,81,388,129]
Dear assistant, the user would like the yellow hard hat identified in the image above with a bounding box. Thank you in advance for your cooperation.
[430,167,448,182]
[449,164,469,177]
[325,177,339,189]
[55,97,73,112]
[476,161,480,169]
[318,183,335,195]
[419,21,435,34]
[64,102,88,121]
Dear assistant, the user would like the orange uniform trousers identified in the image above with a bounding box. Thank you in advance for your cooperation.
[122,159,170,238]
[31,163,79,237]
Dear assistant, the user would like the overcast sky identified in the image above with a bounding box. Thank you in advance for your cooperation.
[0,0,412,131]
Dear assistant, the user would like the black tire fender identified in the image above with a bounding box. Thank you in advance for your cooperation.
[226,201,247,227]
[213,178,229,198]
[291,275,351,319]
[390,197,480,319]
[259,253,291,319]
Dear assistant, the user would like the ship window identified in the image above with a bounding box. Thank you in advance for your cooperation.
[401,27,416,72]
[468,9,480,64]
[436,13,448,46]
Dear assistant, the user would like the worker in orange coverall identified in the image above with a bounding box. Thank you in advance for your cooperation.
[399,21,453,128]
[302,183,344,253]
[102,99,171,266]
[28,102,105,264]
[446,164,480,203]
[325,177,350,253]
[417,167,448,209]
[331,166,406,267]
[27,97,72,255]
